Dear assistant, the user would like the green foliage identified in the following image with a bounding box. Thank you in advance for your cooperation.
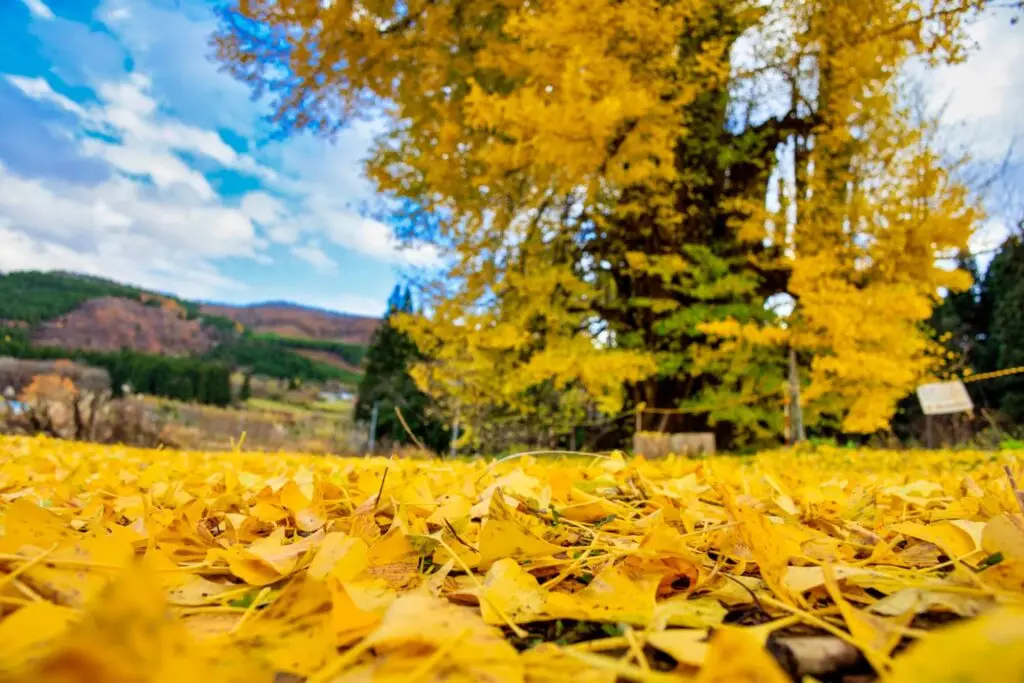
[0,270,365,401]
[0,271,147,324]
[251,332,368,366]
[240,373,253,402]
[981,235,1024,422]
[200,314,243,335]
[0,332,232,407]
[205,336,361,386]
[356,286,448,452]
[912,237,1024,432]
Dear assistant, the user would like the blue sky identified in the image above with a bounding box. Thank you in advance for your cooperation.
[0,0,440,317]
[0,0,1021,317]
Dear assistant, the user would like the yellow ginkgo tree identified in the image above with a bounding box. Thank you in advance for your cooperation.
[215,0,988,446]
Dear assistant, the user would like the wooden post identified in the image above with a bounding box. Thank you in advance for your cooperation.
[450,402,460,459]
[368,402,379,453]
[783,391,791,445]
[788,348,805,443]
[926,414,933,450]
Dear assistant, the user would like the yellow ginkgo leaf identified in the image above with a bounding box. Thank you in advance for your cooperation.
[478,493,563,564]
[646,628,710,668]
[981,513,1024,560]
[695,626,791,683]
[888,607,1024,683]
[308,532,369,580]
[0,602,74,664]
[892,521,979,562]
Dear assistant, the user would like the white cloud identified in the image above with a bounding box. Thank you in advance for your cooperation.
[926,9,1024,254]
[0,161,262,261]
[19,0,55,20]
[9,69,434,268]
[262,126,443,267]
[80,136,215,199]
[320,210,441,267]
[2,0,437,314]
[291,240,337,272]
[287,292,390,318]
[5,75,84,116]
[106,7,130,22]
[240,191,299,244]
[930,12,1024,146]
[0,219,244,302]
[97,0,264,137]
[7,71,279,202]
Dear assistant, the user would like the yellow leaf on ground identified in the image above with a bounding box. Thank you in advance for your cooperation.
[0,603,74,665]
[892,521,979,561]
[521,644,616,683]
[782,565,880,595]
[6,567,269,683]
[332,593,524,683]
[233,576,336,676]
[478,495,564,565]
[981,513,1024,560]
[210,529,313,586]
[888,606,1024,683]
[366,527,418,566]
[479,558,659,626]
[822,564,907,672]
[653,594,727,629]
[647,628,710,667]
[695,626,791,683]
[308,532,368,580]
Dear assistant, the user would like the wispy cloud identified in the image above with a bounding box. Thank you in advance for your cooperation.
[19,0,54,20]
[291,240,337,272]
[0,0,466,313]
[5,75,83,115]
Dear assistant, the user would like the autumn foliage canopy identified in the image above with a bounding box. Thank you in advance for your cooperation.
[215,0,984,446]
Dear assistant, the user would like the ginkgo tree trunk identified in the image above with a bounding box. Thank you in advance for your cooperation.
[215,0,991,448]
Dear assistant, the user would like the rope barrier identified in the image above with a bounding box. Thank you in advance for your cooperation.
[961,366,1024,384]
[630,365,1024,422]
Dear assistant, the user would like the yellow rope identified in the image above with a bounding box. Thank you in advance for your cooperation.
[630,366,1023,422]
[962,366,1024,384]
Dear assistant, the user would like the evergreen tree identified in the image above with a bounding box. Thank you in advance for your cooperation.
[240,373,253,402]
[931,254,987,371]
[355,286,448,452]
[980,235,1024,422]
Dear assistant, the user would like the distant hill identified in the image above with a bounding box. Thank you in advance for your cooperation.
[0,270,377,391]
[32,297,223,356]
[200,302,379,344]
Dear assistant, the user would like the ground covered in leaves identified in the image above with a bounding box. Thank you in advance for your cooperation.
[0,436,1023,682]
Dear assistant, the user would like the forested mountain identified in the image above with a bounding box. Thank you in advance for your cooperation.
[0,270,377,403]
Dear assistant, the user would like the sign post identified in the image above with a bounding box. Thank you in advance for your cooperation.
[915,381,973,449]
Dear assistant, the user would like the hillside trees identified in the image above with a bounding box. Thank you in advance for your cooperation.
[0,331,232,407]
[216,0,988,446]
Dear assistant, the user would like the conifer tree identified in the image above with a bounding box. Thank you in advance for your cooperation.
[355,286,448,451]
[980,234,1024,422]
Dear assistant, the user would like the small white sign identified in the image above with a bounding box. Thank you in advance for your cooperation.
[916,381,974,416]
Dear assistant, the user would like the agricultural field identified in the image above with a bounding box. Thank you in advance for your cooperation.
[0,437,1022,682]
